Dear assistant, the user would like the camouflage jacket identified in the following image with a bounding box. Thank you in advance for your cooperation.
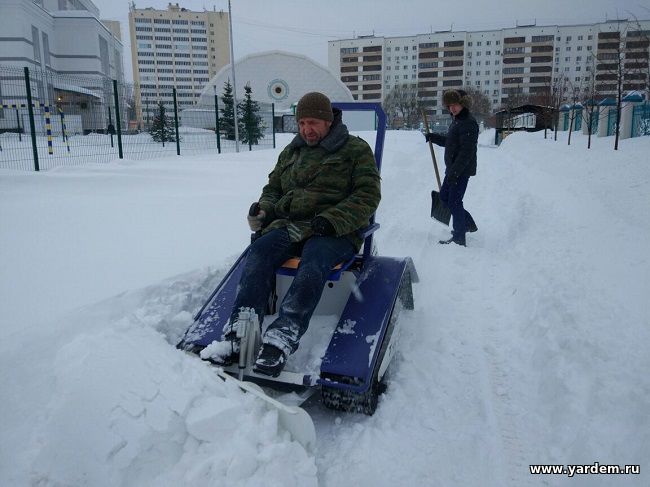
[258,110,381,251]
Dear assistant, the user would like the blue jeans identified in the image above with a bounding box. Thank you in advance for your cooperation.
[440,174,472,243]
[230,228,355,356]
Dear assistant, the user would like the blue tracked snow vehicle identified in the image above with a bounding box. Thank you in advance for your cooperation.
[178,103,418,420]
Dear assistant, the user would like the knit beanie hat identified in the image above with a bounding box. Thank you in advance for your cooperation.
[295,92,334,122]
[443,89,472,109]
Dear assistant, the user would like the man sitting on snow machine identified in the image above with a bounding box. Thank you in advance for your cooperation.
[213,91,381,377]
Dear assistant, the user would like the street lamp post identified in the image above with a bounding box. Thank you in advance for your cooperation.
[228,0,239,152]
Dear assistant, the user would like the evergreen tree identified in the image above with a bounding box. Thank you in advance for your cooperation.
[220,79,236,140]
[238,83,265,147]
[149,102,176,143]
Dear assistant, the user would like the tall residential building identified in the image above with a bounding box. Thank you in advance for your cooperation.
[129,2,230,125]
[328,19,650,115]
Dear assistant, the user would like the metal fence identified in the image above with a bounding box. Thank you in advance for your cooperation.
[0,65,276,171]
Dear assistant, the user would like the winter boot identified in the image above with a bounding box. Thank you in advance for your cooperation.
[439,236,466,246]
[253,344,286,377]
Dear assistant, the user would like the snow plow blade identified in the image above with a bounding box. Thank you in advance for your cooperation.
[216,369,316,452]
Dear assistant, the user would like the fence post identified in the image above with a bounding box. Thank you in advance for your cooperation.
[112,79,123,159]
[16,107,22,142]
[214,85,221,153]
[58,108,65,142]
[172,88,180,155]
[272,102,276,149]
[248,119,252,151]
[108,106,114,148]
[24,67,39,171]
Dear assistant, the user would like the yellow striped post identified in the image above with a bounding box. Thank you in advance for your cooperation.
[44,105,53,155]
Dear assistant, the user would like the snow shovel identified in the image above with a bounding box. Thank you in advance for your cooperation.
[421,110,451,226]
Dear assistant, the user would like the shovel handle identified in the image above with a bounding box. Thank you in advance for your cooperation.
[421,110,442,190]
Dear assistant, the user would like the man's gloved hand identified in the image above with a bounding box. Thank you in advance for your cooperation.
[247,202,266,232]
[311,216,336,236]
[424,132,433,143]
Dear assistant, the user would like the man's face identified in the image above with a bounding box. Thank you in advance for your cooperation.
[447,103,463,117]
[299,117,332,146]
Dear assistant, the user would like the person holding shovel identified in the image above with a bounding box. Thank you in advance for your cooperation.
[424,89,478,246]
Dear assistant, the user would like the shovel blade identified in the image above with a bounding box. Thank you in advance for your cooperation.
[431,190,451,225]
[216,370,316,451]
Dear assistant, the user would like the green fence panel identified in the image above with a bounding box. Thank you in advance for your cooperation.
[607,109,617,136]
[631,103,650,138]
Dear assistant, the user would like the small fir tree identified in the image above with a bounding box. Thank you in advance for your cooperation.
[149,102,176,143]
[238,83,265,147]
[220,79,236,140]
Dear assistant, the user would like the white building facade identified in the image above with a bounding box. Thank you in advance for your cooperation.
[328,19,650,115]
[0,0,124,131]
[0,0,124,80]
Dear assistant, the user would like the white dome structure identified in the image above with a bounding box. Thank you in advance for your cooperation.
[198,50,353,111]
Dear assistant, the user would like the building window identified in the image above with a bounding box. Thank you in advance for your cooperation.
[42,32,50,66]
[31,26,41,64]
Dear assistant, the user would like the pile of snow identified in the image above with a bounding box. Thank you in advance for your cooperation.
[1,129,648,486]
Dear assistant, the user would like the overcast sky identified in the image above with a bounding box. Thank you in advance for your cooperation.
[96,0,650,82]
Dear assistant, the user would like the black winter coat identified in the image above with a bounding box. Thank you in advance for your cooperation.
[429,108,478,181]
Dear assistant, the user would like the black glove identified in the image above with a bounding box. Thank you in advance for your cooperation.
[249,202,261,216]
[247,202,266,232]
[424,133,433,143]
[311,216,336,236]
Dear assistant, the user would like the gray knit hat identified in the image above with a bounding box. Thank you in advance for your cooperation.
[443,89,472,109]
[295,92,334,122]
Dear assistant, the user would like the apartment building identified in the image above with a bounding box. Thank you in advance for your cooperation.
[129,2,230,125]
[328,19,650,115]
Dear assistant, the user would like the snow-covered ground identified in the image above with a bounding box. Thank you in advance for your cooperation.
[1,127,648,486]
